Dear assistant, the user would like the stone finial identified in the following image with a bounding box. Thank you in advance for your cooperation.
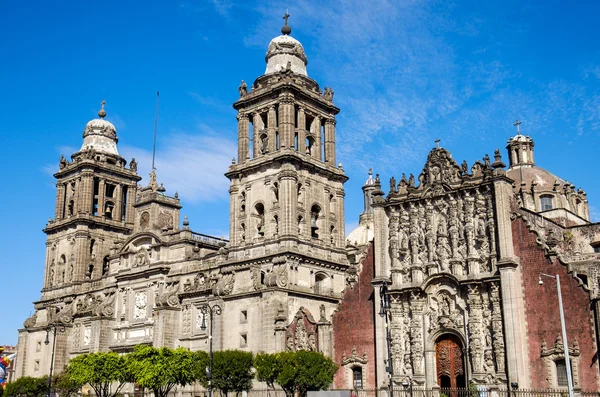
[282,11,291,35]
[183,215,190,230]
[98,100,107,119]
[492,148,505,169]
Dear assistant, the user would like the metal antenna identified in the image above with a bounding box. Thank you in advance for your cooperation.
[152,91,160,170]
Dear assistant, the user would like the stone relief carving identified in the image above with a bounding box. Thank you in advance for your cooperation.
[156,281,181,308]
[250,265,263,291]
[157,211,173,230]
[213,272,235,296]
[265,256,288,287]
[541,335,581,387]
[133,291,147,320]
[133,248,150,267]
[286,307,318,352]
[83,326,91,346]
[388,185,496,282]
[72,324,81,349]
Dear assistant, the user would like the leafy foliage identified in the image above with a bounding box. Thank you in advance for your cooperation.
[53,372,81,397]
[254,351,337,397]
[254,352,279,389]
[210,350,254,395]
[66,352,131,397]
[127,345,197,397]
[192,350,210,385]
[4,376,47,397]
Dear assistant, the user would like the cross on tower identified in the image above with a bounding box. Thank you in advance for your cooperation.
[435,139,441,149]
[283,11,290,25]
[514,119,522,135]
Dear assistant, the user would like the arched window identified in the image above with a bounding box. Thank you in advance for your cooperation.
[314,272,329,295]
[352,366,363,389]
[255,203,265,237]
[306,136,315,156]
[310,205,321,238]
[104,202,114,219]
[556,359,569,387]
[540,195,554,211]
[102,255,110,276]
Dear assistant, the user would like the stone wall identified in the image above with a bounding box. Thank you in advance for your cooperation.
[515,217,599,390]
[332,243,376,389]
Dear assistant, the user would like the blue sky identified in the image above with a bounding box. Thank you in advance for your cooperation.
[1,0,599,345]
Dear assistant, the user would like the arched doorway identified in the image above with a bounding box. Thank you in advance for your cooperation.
[436,334,466,389]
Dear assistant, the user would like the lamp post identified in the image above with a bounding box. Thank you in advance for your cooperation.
[44,323,66,397]
[379,281,393,397]
[199,302,222,397]
[539,273,574,397]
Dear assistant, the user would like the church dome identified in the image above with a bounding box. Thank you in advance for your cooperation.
[265,20,308,76]
[506,165,567,191]
[347,222,374,246]
[80,101,119,156]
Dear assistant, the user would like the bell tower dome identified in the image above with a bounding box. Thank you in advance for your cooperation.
[43,101,141,290]
[226,17,348,264]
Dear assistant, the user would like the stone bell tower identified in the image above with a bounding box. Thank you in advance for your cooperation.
[43,102,141,290]
[226,17,348,264]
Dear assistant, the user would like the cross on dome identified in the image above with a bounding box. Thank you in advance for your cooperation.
[514,119,522,135]
[98,100,107,119]
[282,11,291,35]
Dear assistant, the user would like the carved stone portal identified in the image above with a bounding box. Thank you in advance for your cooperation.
[286,307,318,352]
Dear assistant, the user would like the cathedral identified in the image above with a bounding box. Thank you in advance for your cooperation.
[15,19,600,394]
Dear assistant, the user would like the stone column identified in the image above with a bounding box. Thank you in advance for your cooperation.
[75,232,89,281]
[298,107,306,154]
[237,113,249,163]
[55,182,66,220]
[279,96,295,148]
[324,118,336,165]
[493,171,530,387]
[98,179,106,217]
[114,184,122,221]
[278,169,298,237]
[229,185,239,247]
[125,184,136,225]
[374,206,390,278]
[253,112,262,157]
[334,188,345,248]
[313,117,322,160]
[268,106,277,153]
[78,171,94,214]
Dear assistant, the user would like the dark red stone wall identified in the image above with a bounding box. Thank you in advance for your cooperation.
[332,242,376,389]
[514,217,599,390]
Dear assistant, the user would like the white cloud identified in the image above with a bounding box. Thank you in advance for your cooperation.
[120,131,236,204]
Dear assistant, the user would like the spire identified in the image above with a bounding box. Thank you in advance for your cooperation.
[282,11,291,35]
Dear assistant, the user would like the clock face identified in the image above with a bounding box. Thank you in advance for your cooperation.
[140,212,150,229]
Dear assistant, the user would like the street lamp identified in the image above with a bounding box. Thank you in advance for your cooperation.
[199,302,222,397]
[539,273,574,397]
[379,281,393,397]
[44,322,66,397]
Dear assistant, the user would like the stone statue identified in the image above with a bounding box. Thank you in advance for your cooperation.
[261,135,268,154]
[390,177,396,193]
[238,80,248,97]
[323,87,334,101]
[59,155,68,169]
[408,174,415,188]
[461,160,468,175]
[130,158,137,172]
[483,154,491,168]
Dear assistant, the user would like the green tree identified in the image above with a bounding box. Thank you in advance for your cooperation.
[254,352,279,389]
[210,350,254,395]
[127,345,197,397]
[4,376,47,397]
[53,372,81,397]
[258,351,337,397]
[192,350,209,386]
[66,352,131,397]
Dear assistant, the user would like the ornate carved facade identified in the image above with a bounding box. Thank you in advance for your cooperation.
[15,17,600,394]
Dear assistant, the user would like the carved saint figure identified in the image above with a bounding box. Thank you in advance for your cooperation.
[238,80,248,97]
[130,158,137,172]
[323,87,334,101]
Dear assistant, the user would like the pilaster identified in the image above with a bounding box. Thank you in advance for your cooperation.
[324,118,336,165]
[237,112,249,163]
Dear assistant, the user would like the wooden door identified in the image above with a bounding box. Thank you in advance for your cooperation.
[436,335,465,389]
